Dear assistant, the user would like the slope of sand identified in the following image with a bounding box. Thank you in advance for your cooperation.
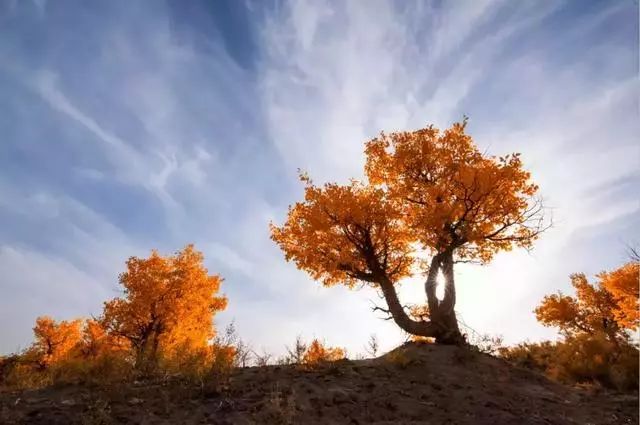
[1,343,637,424]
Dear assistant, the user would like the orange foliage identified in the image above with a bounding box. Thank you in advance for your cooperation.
[535,262,638,343]
[271,179,412,287]
[101,245,227,367]
[364,119,543,262]
[500,334,638,390]
[409,304,430,321]
[31,317,82,367]
[81,319,129,359]
[509,260,640,390]
[211,344,237,370]
[599,262,639,329]
[2,245,232,389]
[271,120,546,339]
[272,121,543,286]
[302,339,345,366]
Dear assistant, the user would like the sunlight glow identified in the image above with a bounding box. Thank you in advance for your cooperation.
[435,271,446,300]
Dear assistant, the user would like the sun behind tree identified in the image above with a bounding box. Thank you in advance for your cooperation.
[271,119,548,343]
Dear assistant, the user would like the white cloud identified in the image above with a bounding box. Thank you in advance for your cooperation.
[260,0,639,346]
[206,242,255,278]
[29,71,179,206]
[1,0,637,356]
[0,244,110,353]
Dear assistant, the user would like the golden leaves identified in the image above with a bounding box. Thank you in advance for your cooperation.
[271,119,546,289]
[102,245,227,364]
[81,319,129,359]
[24,245,228,370]
[534,292,583,333]
[10,245,228,387]
[364,119,543,261]
[301,339,345,366]
[271,179,413,287]
[535,263,639,342]
[32,317,82,367]
[599,262,639,329]
[514,263,639,390]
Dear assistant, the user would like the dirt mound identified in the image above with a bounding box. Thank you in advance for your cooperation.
[1,342,637,424]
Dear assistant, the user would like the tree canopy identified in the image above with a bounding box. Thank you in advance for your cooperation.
[535,262,639,343]
[31,317,82,368]
[272,119,547,342]
[365,121,543,262]
[102,245,227,366]
[501,260,639,390]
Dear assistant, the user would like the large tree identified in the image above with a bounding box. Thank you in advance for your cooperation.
[271,120,547,343]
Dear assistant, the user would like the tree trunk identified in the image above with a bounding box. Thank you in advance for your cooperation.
[374,251,463,344]
[425,254,443,315]
[134,342,146,369]
[425,251,464,345]
[377,275,439,338]
[431,308,463,344]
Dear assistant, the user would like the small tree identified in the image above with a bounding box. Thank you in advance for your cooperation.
[302,339,345,366]
[271,120,547,343]
[535,263,639,344]
[219,323,252,369]
[31,317,82,368]
[234,339,252,368]
[253,348,273,367]
[502,262,639,390]
[599,262,639,330]
[365,334,379,357]
[285,335,308,364]
[523,262,640,389]
[101,245,227,368]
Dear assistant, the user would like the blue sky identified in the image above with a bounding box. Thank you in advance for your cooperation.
[0,0,638,356]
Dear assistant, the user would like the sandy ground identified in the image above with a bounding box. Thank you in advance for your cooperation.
[1,343,637,424]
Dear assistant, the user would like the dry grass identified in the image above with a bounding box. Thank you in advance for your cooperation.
[0,342,637,425]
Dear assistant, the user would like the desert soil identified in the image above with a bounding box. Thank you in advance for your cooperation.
[0,343,637,424]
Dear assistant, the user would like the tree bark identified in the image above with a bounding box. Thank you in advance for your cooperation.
[372,250,463,344]
[377,275,439,338]
[425,254,443,315]
[435,251,463,344]
[424,251,464,344]
[439,251,456,313]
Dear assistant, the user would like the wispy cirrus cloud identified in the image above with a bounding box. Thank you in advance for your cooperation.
[0,0,637,355]
[259,0,639,343]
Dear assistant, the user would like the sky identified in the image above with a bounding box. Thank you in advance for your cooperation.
[0,0,638,356]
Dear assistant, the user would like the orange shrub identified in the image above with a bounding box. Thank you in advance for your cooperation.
[500,335,639,391]
[31,316,83,367]
[301,339,345,366]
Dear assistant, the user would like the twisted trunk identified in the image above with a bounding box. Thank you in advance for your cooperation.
[436,251,463,343]
[375,250,463,344]
[378,274,439,337]
[425,254,443,315]
[429,251,463,344]
[375,251,463,344]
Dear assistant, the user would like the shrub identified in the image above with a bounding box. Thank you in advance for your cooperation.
[301,339,345,367]
[499,334,639,391]
[385,349,411,369]
[3,360,51,390]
